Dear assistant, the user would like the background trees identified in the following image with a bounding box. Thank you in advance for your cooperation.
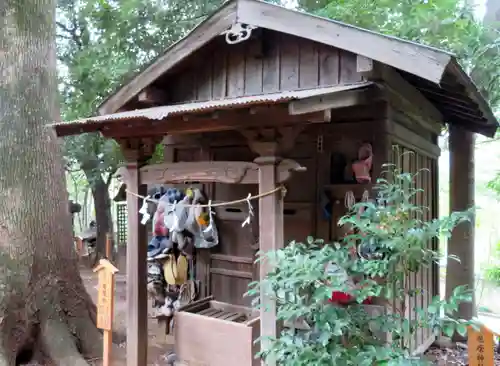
[57,0,223,251]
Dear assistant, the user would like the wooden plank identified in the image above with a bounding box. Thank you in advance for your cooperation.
[279,33,300,91]
[211,310,229,319]
[210,254,254,264]
[380,65,443,129]
[356,55,373,74]
[244,38,263,95]
[237,0,451,84]
[210,268,253,279]
[198,308,219,316]
[415,152,424,348]
[227,44,245,97]
[299,39,319,89]
[288,87,377,115]
[125,159,305,186]
[389,122,441,158]
[210,301,255,316]
[224,312,245,322]
[172,67,197,102]
[99,1,237,113]
[204,309,225,318]
[255,156,285,366]
[262,31,280,93]
[178,296,213,313]
[339,51,360,83]
[175,311,257,366]
[125,161,148,366]
[318,45,339,86]
[137,86,167,105]
[197,57,213,101]
[212,49,228,99]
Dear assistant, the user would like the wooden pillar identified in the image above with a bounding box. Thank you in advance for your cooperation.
[255,155,284,366]
[446,124,475,322]
[125,161,148,366]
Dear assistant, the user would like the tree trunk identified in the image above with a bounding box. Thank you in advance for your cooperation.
[84,170,113,258]
[0,1,103,364]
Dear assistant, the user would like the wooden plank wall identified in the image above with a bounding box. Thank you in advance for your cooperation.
[390,144,438,352]
[168,31,362,103]
[165,130,319,306]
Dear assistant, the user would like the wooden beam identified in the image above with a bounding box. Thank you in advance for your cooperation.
[117,159,306,185]
[255,155,285,366]
[237,0,451,84]
[378,65,443,133]
[125,160,148,366]
[288,87,379,115]
[356,55,374,74]
[98,1,237,114]
[100,110,328,139]
[358,59,442,135]
[388,122,441,159]
[137,86,168,106]
[446,124,475,332]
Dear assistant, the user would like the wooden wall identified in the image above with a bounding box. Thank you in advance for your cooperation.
[163,30,363,103]
[164,129,320,306]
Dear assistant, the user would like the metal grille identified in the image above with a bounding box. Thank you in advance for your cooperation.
[116,202,128,245]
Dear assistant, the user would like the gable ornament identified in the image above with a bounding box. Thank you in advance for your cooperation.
[221,23,257,45]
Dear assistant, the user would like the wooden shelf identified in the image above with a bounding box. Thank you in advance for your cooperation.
[323,183,374,199]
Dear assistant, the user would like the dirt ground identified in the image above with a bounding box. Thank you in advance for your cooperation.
[81,264,173,366]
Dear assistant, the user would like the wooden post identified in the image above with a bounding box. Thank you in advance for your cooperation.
[255,155,284,366]
[94,259,119,366]
[125,161,148,366]
[446,125,475,324]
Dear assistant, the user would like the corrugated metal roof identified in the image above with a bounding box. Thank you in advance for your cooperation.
[54,82,373,129]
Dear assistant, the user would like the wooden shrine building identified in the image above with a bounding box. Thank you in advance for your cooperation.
[52,1,499,365]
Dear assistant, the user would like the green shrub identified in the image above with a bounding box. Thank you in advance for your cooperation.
[247,163,477,366]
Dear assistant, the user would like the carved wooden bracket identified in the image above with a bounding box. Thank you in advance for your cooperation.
[117,137,162,163]
[116,159,306,186]
[240,126,304,156]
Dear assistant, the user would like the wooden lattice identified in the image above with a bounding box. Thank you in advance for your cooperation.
[116,202,128,246]
[391,144,438,351]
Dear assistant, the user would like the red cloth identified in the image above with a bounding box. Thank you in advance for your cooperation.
[329,291,372,305]
[153,210,168,237]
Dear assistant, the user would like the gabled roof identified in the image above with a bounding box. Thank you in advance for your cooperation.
[97,0,497,136]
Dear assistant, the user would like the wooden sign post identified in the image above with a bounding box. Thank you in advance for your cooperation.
[94,259,119,366]
[468,326,494,366]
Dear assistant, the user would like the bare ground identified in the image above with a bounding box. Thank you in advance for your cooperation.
[80,267,173,366]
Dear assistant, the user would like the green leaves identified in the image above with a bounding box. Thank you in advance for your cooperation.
[299,0,500,113]
[57,0,224,189]
[248,163,474,365]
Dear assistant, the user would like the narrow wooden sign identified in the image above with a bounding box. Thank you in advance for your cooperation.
[94,259,119,366]
[468,326,494,366]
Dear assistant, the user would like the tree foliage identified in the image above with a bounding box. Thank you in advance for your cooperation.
[295,0,500,111]
[56,0,223,239]
[247,163,476,365]
[57,0,223,174]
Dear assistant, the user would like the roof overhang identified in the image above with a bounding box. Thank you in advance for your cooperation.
[53,83,375,138]
[97,0,452,116]
[93,0,497,137]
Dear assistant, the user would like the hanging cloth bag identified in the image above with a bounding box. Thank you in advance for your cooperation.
[195,200,219,249]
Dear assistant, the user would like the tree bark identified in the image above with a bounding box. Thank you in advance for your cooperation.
[84,170,113,258]
[0,0,102,364]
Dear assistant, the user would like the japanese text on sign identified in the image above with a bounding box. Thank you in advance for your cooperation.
[96,270,113,330]
[468,326,494,366]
